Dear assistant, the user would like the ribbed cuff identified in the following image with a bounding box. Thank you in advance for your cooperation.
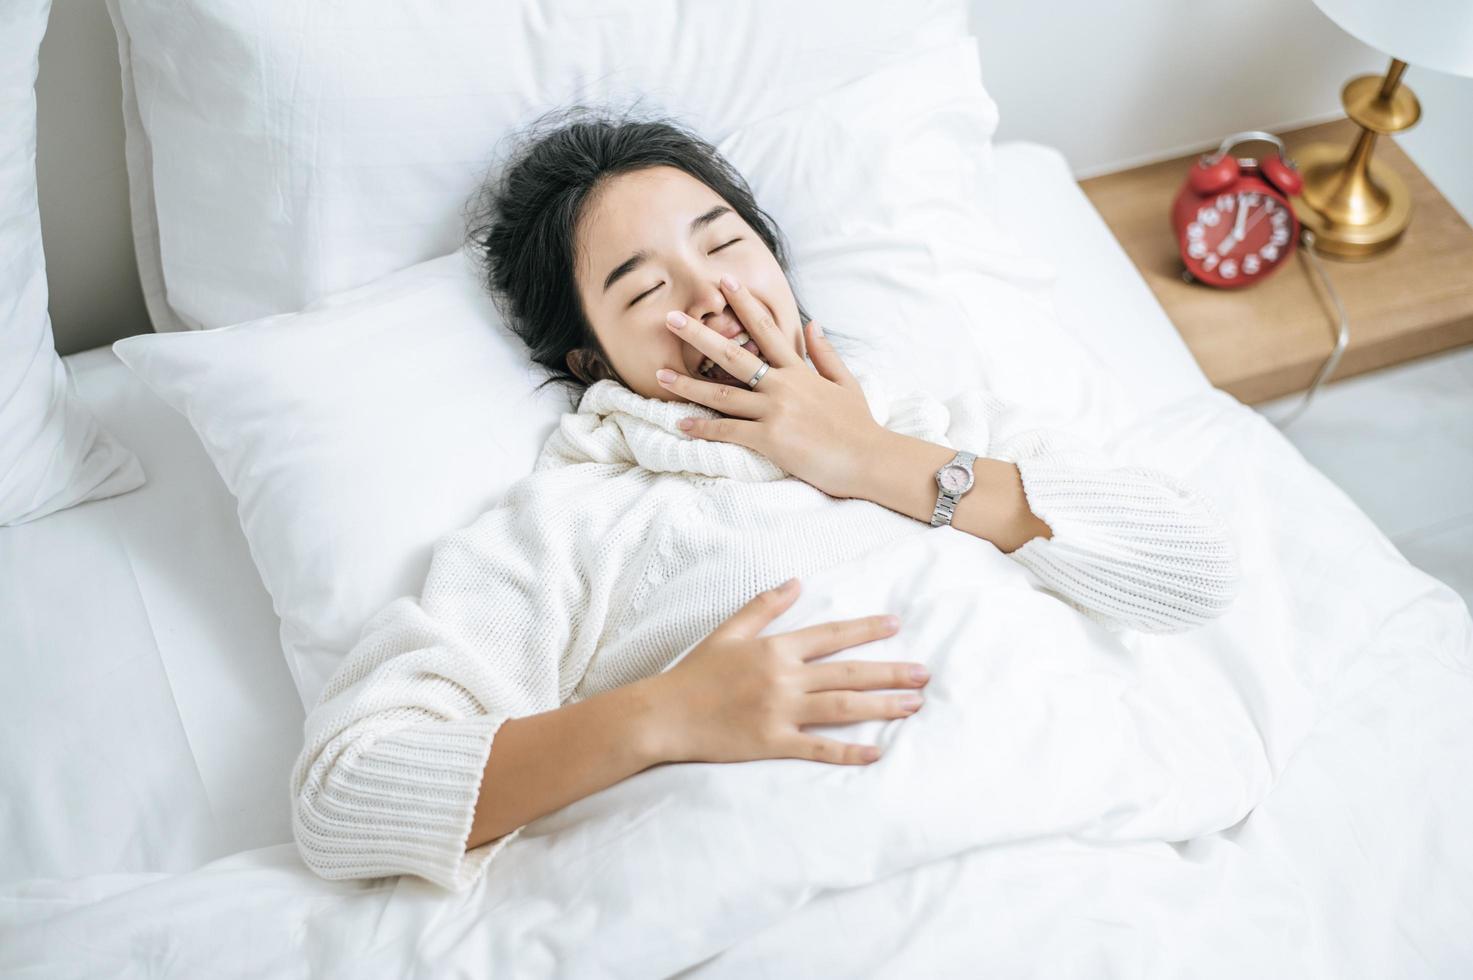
[294,713,517,892]
[1006,455,1241,634]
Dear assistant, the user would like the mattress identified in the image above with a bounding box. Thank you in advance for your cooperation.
[0,140,1204,882]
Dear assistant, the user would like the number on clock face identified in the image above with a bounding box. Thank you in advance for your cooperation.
[1185,191,1289,276]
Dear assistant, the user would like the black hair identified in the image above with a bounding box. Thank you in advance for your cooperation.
[464,104,861,409]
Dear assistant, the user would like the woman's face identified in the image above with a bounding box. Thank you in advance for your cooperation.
[572,165,805,403]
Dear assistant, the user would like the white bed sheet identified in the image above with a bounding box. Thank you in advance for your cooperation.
[0,347,301,881]
[1,139,1199,884]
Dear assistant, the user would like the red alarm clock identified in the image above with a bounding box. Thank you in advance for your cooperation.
[1171,130,1304,289]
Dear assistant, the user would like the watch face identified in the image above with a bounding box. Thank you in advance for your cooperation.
[939,465,969,493]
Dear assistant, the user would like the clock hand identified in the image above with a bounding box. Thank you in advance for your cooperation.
[1238,206,1269,240]
[1217,194,1248,255]
[1220,207,1271,258]
[1218,194,1269,256]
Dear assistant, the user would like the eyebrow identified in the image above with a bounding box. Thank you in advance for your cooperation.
[601,204,733,294]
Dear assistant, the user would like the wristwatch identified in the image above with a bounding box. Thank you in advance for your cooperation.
[930,450,978,528]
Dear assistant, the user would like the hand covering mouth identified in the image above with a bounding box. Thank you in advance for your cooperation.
[696,330,764,386]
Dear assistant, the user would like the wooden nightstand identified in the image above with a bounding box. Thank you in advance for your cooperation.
[1079,118,1473,405]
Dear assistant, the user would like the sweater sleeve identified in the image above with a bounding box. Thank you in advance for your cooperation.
[288,473,642,892]
[941,387,1242,635]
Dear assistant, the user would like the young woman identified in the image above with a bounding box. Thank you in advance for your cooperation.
[290,109,1241,892]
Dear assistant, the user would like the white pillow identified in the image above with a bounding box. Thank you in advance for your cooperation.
[104,0,977,332]
[116,251,566,706]
[1,0,143,526]
[721,39,1104,416]
[114,42,1027,709]
[723,41,1000,402]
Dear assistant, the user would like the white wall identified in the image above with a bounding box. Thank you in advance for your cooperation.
[968,0,1473,220]
[33,2,1473,355]
[35,0,150,357]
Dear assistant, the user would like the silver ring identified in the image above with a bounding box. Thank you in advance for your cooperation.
[746,361,770,389]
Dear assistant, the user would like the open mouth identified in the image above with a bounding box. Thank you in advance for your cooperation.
[697,330,764,387]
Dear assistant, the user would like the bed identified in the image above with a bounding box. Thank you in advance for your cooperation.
[2,137,1192,879]
[5,137,1472,978]
[6,0,1473,973]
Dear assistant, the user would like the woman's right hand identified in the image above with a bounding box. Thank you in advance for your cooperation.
[645,577,929,766]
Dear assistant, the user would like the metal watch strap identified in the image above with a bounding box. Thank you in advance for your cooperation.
[930,450,977,528]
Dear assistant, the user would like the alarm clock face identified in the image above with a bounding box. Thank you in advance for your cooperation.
[1175,171,1298,288]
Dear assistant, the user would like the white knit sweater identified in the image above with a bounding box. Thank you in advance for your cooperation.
[290,369,1240,891]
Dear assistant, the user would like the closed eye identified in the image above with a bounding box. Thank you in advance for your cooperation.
[629,284,661,307]
[626,239,744,307]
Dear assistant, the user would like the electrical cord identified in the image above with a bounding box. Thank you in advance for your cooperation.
[1260,229,1351,430]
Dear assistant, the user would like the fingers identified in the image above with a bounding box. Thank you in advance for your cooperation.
[801,658,929,693]
[721,577,802,639]
[674,412,763,447]
[718,276,802,369]
[780,614,900,663]
[783,736,884,766]
[665,310,767,389]
[655,364,762,418]
[795,689,923,726]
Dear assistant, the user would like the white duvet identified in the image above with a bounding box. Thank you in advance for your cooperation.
[4,377,1472,977]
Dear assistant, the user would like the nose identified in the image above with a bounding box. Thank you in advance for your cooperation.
[687,280,741,338]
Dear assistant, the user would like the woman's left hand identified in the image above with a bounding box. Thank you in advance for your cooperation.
[655,275,886,499]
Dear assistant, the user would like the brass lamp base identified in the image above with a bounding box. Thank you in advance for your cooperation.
[1293,142,1413,258]
[1289,57,1421,260]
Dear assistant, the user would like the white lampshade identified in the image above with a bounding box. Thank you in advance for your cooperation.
[1310,0,1473,78]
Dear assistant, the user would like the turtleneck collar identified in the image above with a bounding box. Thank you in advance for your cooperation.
[534,366,955,482]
